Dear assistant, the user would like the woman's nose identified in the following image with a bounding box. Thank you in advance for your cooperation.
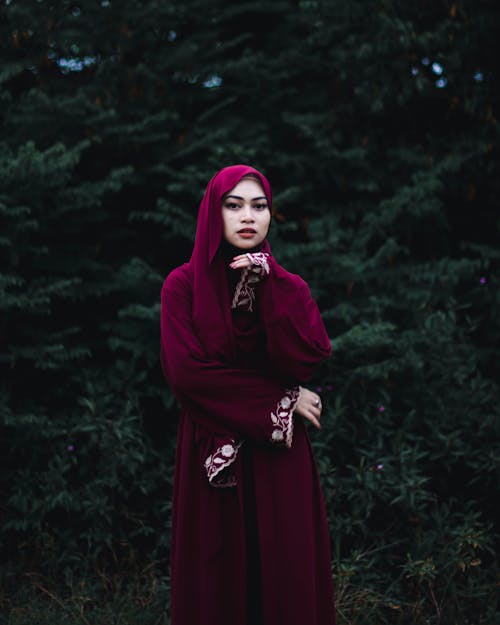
[241,204,254,221]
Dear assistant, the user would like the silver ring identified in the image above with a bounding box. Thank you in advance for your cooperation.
[314,399,320,407]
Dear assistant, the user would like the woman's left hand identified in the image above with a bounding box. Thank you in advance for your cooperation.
[229,254,253,270]
[294,386,323,430]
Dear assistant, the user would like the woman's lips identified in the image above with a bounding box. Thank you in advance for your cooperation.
[237,228,256,239]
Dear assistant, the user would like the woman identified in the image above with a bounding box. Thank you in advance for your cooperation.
[160,164,336,625]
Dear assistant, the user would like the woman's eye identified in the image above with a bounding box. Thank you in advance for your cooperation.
[254,204,268,211]
[225,203,240,210]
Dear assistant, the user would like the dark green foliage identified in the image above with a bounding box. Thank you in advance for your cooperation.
[1,0,499,623]
[1,570,169,625]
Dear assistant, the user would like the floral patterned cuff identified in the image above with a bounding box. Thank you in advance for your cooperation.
[270,386,301,449]
[204,439,242,488]
[231,252,271,312]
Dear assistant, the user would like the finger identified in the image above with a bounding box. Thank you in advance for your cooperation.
[305,410,321,430]
[309,404,322,419]
[312,407,322,420]
[229,258,251,269]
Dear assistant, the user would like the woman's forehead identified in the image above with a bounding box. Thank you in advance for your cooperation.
[226,177,265,196]
[211,165,272,205]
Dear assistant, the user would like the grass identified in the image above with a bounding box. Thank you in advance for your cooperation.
[0,568,170,625]
[1,563,497,625]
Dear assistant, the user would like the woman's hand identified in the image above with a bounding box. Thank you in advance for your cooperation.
[229,254,253,270]
[294,386,322,430]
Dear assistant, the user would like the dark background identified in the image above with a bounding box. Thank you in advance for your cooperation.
[1,1,499,623]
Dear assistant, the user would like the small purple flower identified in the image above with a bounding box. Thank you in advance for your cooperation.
[480,277,487,285]
[376,463,384,471]
[326,384,333,392]
[378,405,385,412]
[315,386,323,392]
[67,444,75,452]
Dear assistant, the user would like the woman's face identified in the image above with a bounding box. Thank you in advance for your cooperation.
[221,177,271,250]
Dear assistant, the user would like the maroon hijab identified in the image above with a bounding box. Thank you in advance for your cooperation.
[190,164,272,362]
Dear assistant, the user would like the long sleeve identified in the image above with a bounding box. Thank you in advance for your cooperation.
[256,258,332,383]
[160,267,299,447]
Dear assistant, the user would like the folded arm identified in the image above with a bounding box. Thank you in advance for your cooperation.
[160,268,299,446]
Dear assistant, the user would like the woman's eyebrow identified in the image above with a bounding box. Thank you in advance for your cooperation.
[225,194,267,201]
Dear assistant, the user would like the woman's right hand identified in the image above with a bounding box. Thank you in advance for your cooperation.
[294,386,322,430]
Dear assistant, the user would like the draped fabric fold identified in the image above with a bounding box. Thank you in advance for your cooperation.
[160,165,336,625]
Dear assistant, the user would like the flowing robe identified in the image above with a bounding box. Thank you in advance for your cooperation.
[160,254,336,625]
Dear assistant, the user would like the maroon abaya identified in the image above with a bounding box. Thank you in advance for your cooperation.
[160,165,336,625]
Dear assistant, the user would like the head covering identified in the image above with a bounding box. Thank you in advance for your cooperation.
[189,164,272,362]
